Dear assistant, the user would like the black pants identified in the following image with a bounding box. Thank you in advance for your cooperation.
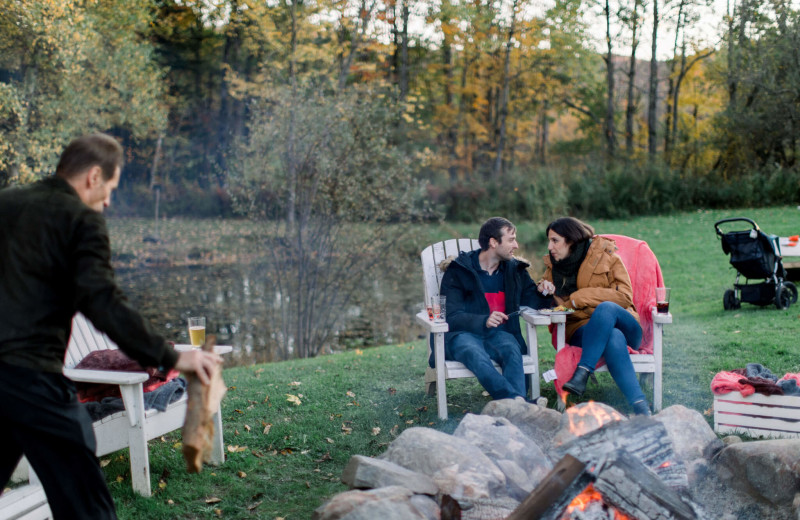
[0,362,117,520]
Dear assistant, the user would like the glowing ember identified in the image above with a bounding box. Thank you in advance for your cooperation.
[562,484,634,520]
[659,461,672,469]
[566,401,625,437]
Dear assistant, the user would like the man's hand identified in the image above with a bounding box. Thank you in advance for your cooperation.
[486,311,508,328]
[175,350,223,385]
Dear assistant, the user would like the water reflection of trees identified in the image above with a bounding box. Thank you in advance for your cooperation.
[116,260,420,367]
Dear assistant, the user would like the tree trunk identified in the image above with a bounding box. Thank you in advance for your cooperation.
[286,1,298,232]
[604,0,617,159]
[664,1,685,161]
[399,0,409,101]
[539,99,550,165]
[625,0,640,155]
[647,0,660,157]
[492,0,518,179]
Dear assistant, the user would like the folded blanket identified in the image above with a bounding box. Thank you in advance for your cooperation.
[83,377,187,422]
[710,371,755,396]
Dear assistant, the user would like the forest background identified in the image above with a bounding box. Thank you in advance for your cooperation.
[2,0,800,360]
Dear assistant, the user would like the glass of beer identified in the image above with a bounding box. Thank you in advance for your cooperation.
[188,316,206,347]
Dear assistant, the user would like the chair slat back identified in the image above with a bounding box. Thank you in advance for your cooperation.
[420,239,480,303]
[64,313,119,369]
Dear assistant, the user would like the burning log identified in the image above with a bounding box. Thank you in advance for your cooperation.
[592,448,698,520]
[182,335,227,473]
[555,416,688,490]
[506,454,592,520]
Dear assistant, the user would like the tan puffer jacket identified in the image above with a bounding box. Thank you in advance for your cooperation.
[542,235,639,342]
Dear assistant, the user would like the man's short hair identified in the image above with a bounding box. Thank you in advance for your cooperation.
[56,133,124,182]
[479,217,515,251]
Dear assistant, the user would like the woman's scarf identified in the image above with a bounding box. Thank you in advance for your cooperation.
[551,239,591,297]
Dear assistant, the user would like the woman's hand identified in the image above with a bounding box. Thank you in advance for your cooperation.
[485,311,508,328]
[538,279,555,296]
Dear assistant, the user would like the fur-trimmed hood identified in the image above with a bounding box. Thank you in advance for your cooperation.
[439,252,532,273]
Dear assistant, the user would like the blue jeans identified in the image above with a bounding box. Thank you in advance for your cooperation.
[445,329,526,400]
[570,301,645,406]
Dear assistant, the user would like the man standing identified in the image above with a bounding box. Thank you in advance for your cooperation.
[0,133,221,519]
[439,217,551,402]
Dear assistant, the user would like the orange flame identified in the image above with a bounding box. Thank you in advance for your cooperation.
[562,484,634,520]
[565,401,624,437]
[659,461,671,469]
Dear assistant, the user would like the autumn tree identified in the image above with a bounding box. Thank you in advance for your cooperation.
[0,0,167,186]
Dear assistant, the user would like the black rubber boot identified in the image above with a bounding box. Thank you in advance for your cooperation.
[562,366,591,397]
[632,400,652,416]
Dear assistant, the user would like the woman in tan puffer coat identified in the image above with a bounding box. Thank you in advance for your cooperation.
[538,217,650,416]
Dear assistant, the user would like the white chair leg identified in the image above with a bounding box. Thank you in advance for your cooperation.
[119,383,151,496]
[208,410,225,465]
[434,332,447,420]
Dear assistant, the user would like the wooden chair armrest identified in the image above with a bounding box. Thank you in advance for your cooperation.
[652,308,673,324]
[63,368,149,385]
[414,311,449,333]
[174,344,233,354]
[520,310,553,326]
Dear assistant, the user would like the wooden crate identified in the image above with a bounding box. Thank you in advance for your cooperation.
[714,392,800,439]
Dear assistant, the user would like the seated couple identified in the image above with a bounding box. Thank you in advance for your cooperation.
[440,216,651,416]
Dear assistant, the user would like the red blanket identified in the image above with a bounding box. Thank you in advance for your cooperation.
[74,349,179,403]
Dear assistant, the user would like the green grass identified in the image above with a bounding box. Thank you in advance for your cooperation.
[106,207,800,518]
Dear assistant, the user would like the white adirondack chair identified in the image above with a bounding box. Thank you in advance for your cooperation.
[60,313,229,496]
[0,469,51,520]
[416,239,556,420]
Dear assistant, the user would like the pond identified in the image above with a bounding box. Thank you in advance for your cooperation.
[115,260,424,367]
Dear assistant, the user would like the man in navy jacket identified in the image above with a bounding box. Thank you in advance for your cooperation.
[439,217,551,401]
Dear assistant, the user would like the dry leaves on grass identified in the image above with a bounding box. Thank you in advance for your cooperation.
[286,394,302,405]
[227,445,248,453]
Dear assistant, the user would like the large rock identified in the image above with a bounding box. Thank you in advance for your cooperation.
[714,439,800,505]
[341,455,438,495]
[311,486,432,520]
[551,401,626,446]
[379,427,506,501]
[453,413,552,499]
[654,405,723,462]
[480,398,562,452]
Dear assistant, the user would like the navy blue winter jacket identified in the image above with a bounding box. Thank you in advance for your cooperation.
[432,249,551,367]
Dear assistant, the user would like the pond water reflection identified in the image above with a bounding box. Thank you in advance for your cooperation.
[115,260,422,367]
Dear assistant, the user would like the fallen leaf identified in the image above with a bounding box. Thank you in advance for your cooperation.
[244,424,251,432]
[247,500,263,511]
[346,391,355,398]
[214,508,222,517]
[227,445,248,453]
[325,437,334,444]
[116,476,124,483]
[315,453,332,462]
[238,471,247,478]
[341,423,352,434]
[263,423,272,435]
[99,459,111,468]
[288,381,302,387]
[355,349,363,355]
[158,481,167,489]
[167,499,174,505]
[371,427,381,436]
[286,394,302,406]
[387,387,397,395]
[205,497,222,504]
[482,391,490,397]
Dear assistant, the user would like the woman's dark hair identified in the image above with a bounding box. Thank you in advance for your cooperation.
[546,217,594,250]
[56,133,124,181]
[479,217,515,251]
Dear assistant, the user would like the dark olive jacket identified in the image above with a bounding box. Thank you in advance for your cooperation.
[0,176,178,373]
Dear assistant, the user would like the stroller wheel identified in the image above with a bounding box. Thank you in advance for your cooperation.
[723,289,740,310]
[784,281,798,304]
[775,285,792,310]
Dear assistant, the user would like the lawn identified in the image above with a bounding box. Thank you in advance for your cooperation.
[105,207,800,519]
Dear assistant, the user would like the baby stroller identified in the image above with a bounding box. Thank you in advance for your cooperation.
[715,217,798,310]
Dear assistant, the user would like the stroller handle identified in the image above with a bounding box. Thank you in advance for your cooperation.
[714,217,760,237]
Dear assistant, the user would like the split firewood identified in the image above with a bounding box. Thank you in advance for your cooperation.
[182,334,227,473]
